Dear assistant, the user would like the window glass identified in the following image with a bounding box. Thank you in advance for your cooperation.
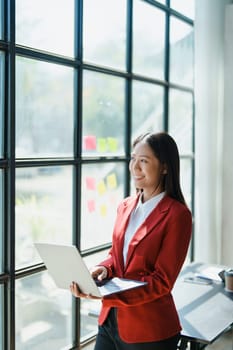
[16,57,74,158]
[81,163,125,250]
[132,81,164,138]
[15,166,73,269]
[83,0,126,70]
[169,17,194,87]
[80,250,108,341]
[168,89,193,154]
[16,0,74,57]
[0,285,3,350]
[180,158,192,210]
[0,170,3,273]
[133,0,165,80]
[15,272,72,350]
[82,71,125,157]
[170,0,195,19]
[0,52,4,158]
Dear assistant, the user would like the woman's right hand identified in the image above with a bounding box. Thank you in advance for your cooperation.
[90,265,108,282]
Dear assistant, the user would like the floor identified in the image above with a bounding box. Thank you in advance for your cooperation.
[177,328,233,350]
[205,328,233,350]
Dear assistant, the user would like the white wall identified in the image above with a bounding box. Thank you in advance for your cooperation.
[194,0,233,265]
[221,4,233,266]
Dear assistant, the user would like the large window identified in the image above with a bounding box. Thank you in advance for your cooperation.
[0,5,5,341]
[83,0,127,70]
[16,0,74,57]
[0,52,4,157]
[16,58,74,158]
[0,170,3,273]
[0,0,3,40]
[15,272,72,350]
[0,285,3,350]
[82,71,126,157]
[133,0,165,79]
[1,1,194,349]
[15,166,73,269]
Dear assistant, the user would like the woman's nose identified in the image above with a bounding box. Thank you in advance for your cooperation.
[132,159,140,170]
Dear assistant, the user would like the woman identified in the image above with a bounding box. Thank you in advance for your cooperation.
[70,132,192,350]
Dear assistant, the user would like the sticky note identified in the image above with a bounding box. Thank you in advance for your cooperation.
[97,180,106,195]
[87,200,95,213]
[86,177,96,190]
[107,137,118,152]
[83,135,96,150]
[97,138,107,152]
[100,204,107,216]
[107,173,117,189]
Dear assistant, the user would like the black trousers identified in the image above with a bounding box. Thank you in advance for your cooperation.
[94,308,180,350]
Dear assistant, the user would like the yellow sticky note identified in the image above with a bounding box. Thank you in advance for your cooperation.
[100,204,107,216]
[97,180,106,195]
[107,173,117,189]
[97,138,107,152]
[107,137,118,152]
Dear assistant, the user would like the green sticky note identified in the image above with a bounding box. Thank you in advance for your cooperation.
[107,137,118,152]
[97,138,107,152]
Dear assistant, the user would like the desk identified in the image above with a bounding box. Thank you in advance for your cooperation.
[173,262,233,350]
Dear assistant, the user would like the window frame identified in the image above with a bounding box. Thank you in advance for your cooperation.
[1,0,195,349]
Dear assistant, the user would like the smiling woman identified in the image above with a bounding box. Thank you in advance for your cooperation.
[70,132,192,350]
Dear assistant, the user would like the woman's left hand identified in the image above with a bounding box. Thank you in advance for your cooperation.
[69,281,102,300]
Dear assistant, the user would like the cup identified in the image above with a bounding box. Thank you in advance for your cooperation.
[224,269,233,292]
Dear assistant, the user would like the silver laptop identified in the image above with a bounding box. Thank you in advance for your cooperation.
[34,243,147,297]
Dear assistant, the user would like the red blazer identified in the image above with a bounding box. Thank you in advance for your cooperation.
[98,194,192,343]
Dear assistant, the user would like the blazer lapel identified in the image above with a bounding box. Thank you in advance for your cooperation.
[114,194,140,273]
[124,196,171,269]
[115,194,140,242]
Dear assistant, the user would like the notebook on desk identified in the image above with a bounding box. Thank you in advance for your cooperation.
[34,243,147,298]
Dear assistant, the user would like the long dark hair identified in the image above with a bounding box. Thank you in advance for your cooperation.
[133,132,186,206]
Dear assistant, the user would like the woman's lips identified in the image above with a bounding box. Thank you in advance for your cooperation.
[133,176,144,181]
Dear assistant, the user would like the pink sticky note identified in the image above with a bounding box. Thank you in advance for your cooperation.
[83,135,97,150]
[87,199,95,213]
[86,177,96,190]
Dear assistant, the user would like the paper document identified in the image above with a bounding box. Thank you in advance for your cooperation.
[34,243,147,297]
[197,265,227,282]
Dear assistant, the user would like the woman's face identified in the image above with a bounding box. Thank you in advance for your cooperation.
[129,140,165,197]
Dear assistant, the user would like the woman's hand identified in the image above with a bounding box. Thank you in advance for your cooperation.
[69,281,102,300]
[90,265,108,281]
[69,265,107,300]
